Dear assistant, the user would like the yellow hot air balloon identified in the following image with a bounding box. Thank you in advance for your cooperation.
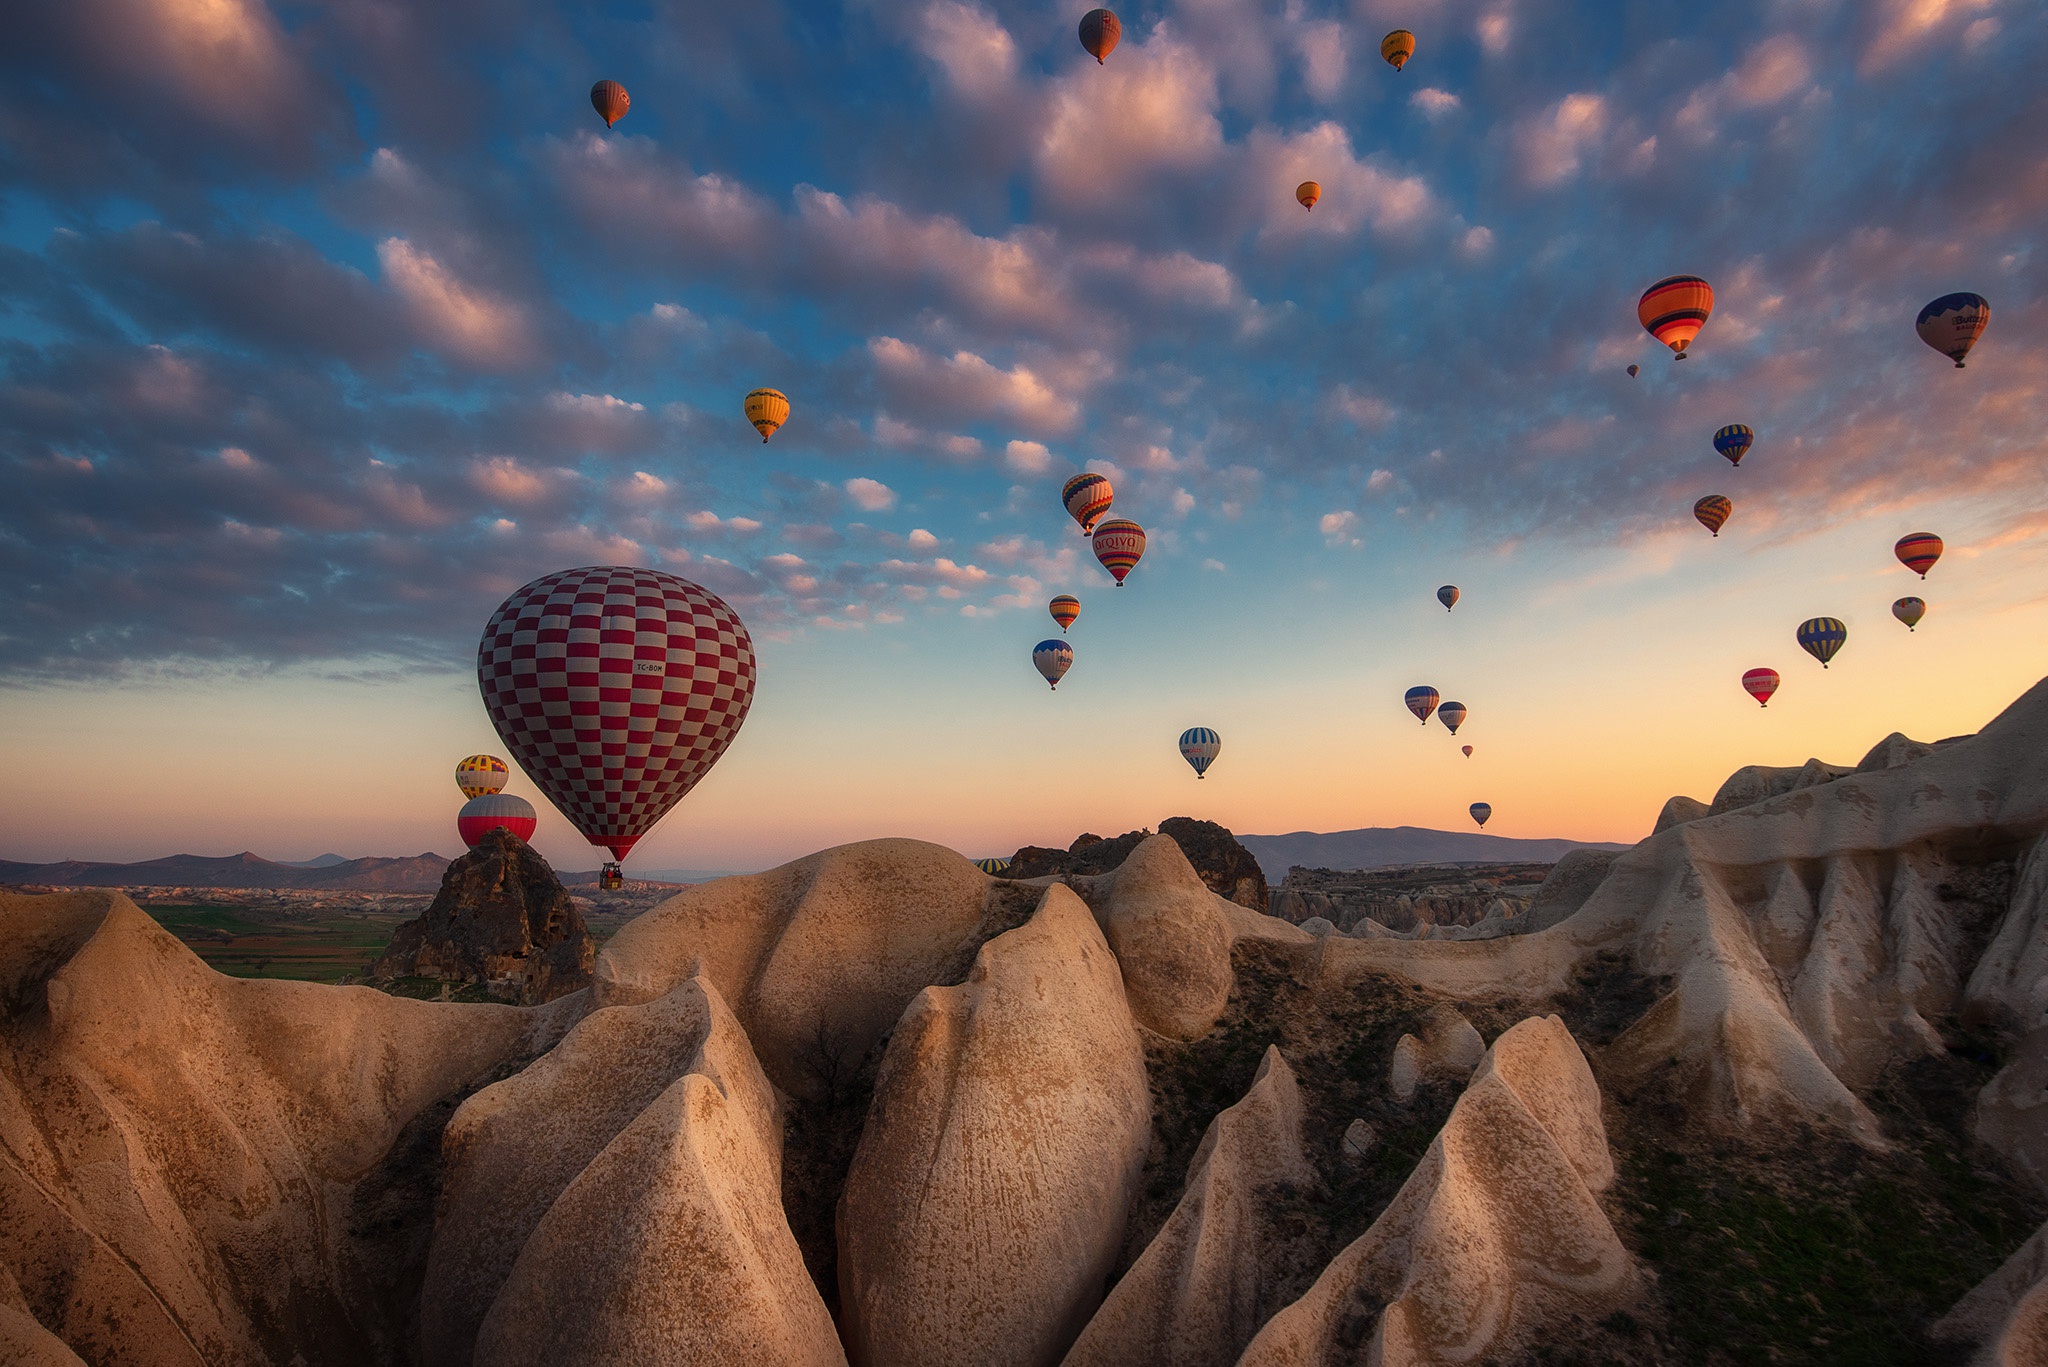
[744,388,789,443]
[1381,29,1415,70]
[1296,181,1320,212]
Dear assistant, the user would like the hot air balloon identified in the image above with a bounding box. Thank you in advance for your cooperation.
[1469,802,1491,828]
[1713,424,1753,467]
[1092,518,1146,586]
[1895,532,1942,578]
[1694,495,1732,537]
[1404,685,1440,725]
[1079,8,1121,63]
[1638,275,1714,359]
[1179,727,1221,779]
[590,80,630,128]
[1741,667,1779,708]
[1797,617,1847,669]
[1916,292,1989,368]
[1296,181,1320,212]
[457,793,537,847]
[1381,29,1415,69]
[1437,585,1459,611]
[1049,594,1081,632]
[1461,745,1473,758]
[1438,701,1467,735]
[974,857,1012,875]
[1627,365,1639,378]
[478,566,755,877]
[1062,473,1114,534]
[1893,597,1925,632]
[1034,639,1073,689]
[456,754,510,798]
[744,388,789,443]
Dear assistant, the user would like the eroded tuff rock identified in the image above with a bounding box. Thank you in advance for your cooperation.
[1006,817,1269,910]
[372,827,594,1004]
[1086,834,1236,1039]
[1936,1220,2048,1366]
[1387,1005,1485,1102]
[1237,1015,1632,1365]
[1063,1046,1313,1367]
[838,882,1151,1367]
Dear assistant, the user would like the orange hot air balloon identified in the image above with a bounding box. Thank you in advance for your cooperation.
[1381,29,1415,70]
[1079,9,1121,63]
[1638,275,1714,359]
[1092,518,1145,586]
[1296,181,1321,212]
[1895,532,1942,578]
[1049,594,1080,632]
[591,81,630,128]
[1694,495,1732,537]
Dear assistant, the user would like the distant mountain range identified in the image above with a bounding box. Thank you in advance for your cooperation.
[0,852,456,893]
[1236,826,1632,881]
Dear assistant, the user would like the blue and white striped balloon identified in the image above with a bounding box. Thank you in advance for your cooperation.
[1178,726,1222,778]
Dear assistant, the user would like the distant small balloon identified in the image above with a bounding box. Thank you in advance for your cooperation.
[1461,745,1473,758]
[1742,667,1780,708]
[1627,364,1639,378]
[1078,8,1121,63]
[1916,292,1989,368]
[744,388,789,443]
[1296,181,1321,211]
[590,80,630,128]
[1713,424,1754,467]
[1892,597,1925,632]
[1437,585,1459,611]
[1694,495,1732,538]
[1797,617,1847,669]
[1380,29,1415,70]
[455,754,510,798]
[1404,685,1440,725]
[1049,594,1081,632]
[1092,518,1146,586]
[1437,701,1467,735]
[458,793,537,848]
[1638,275,1714,359]
[1895,532,1943,578]
[1469,802,1491,828]
[1034,639,1074,690]
[974,857,1012,875]
[1178,727,1221,779]
[1063,473,1114,535]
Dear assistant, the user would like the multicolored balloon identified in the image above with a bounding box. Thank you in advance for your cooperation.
[1895,532,1942,578]
[1469,802,1491,828]
[458,793,537,847]
[974,857,1012,875]
[1892,597,1925,632]
[1437,585,1459,611]
[456,754,510,798]
[1063,473,1114,534]
[478,566,756,863]
[1797,617,1847,669]
[1461,745,1473,758]
[1694,495,1732,537]
[1049,594,1080,632]
[1296,181,1320,211]
[590,80,630,128]
[1713,424,1753,467]
[1404,685,1440,725]
[744,388,789,443]
[1627,365,1639,378]
[1437,701,1467,735]
[1034,639,1074,689]
[1916,292,1989,368]
[1078,8,1121,63]
[1742,667,1779,708]
[1638,275,1714,359]
[1178,727,1221,779]
[1380,29,1415,69]
[1092,518,1146,586]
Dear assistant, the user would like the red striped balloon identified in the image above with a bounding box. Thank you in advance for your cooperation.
[1895,532,1942,578]
[458,793,537,847]
[1048,594,1080,632]
[1638,275,1714,358]
[1742,667,1779,708]
[590,80,630,128]
[1091,518,1146,586]
[1694,495,1732,537]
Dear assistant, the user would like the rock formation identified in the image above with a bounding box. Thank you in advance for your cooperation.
[1936,1220,2048,1365]
[372,827,594,1004]
[1005,817,1268,910]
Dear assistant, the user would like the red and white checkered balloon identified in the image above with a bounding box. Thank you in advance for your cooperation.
[476,566,755,860]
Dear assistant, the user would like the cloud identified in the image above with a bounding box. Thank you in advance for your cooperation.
[912,0,1021,103]
[1036,27,1224,208]
[1674,35,1816,142]
[1294,20,1348,102]
[1320,510,1361,546]
[1410,88,1462,120]
[1004,439,1053,474]
[1862,0,1998,73]
[867,336,1084,433]
[376,238,533,368]
[844,477,898,512]
[1246,123,1438,239]
[1513,93,1608,187]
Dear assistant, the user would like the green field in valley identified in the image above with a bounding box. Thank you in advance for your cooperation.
[145,905,414,984]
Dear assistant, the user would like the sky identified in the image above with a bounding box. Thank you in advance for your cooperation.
[2,0,2045,873]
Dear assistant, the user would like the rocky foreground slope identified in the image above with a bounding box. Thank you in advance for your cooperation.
[7,681,2048,1364]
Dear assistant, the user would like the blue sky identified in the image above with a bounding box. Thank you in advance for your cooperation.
[2,0,2045,869]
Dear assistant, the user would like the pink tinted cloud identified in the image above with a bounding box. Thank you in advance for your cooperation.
[867,337,1085,434]
[377,238,534,369]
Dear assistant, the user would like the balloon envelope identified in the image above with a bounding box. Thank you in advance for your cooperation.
[1034,639,1074,689]
[1627,365,1639,377]
[1916,292,1989,367]
[1469,802,1491,828]
[1713,424,1753,467]
[1092,518,1146,585]
[1895,532,1942,578]
[1438,701,1468,734]
[1437,585,1459,611]
[458,793,538,848]
[744,388,789,442]
[974,857,1011,875]
[1638,275,1714,358]
[1049,594,1080,632]
[590,80,630,127]
[1296,181,1320,211]
[1797,617,1847,669]
[1462,745,1473,758]
[1380,29,1415,69]
[1741,667,1780,707]
[1078,8,1121,62]
[478,566,755,861]
[1694,495,1732,537]
[456,754,509,798]
[1404,685,1440,724]
[1062,473,1114,534]
[1892,597,1925,631]
[1178,726,1221,778]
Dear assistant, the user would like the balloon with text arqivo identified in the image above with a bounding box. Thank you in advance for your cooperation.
[1092,519,1146,585]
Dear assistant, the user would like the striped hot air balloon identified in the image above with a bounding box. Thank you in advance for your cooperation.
[1916,293,1989,368]
[1469,802,1491,828]
[1404,685,1439,725]
[1438,701,1468,735]
[590,80,630,128]
[1638,275,1714,359]
[1437,585,1459,611]
[744,388,789,442]
[1296,181,1320,211]
[1380,29,1415,69]
[1713,424,1754,467]
[1742,667,1779,707]
[974,857,1012,875]
[1178,727,1221,778]
[457,793,538,847]
[1797,617,1847,669]
[455,754,510,798]
[1078,8,1121,63]
[1049,594,1080,632]
[1092,518,1145,585]
[1893,597,1925,632]
[1063,473,1114,534]
[1462,745,1473,758]
[1034,639,1073,689]
[1895,532,1942,578]
[1694,495,1732,537]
